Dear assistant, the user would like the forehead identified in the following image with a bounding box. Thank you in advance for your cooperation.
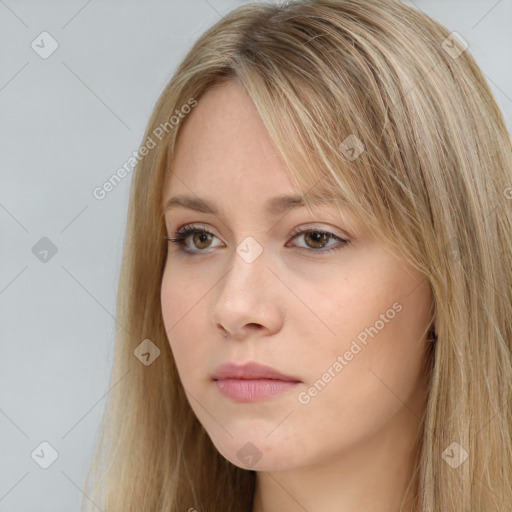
[170,81,280,169]
[162,81,368,235]
[165,81,301,201]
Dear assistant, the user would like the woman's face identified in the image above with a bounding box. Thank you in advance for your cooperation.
[160,79,432,472]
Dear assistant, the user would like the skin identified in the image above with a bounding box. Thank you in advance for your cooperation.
[160,79,432,512]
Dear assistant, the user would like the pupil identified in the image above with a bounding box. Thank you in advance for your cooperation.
[307,231,327,248]
[195,232,210,248]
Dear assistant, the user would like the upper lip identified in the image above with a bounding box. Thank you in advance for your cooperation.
[212,361,301,382]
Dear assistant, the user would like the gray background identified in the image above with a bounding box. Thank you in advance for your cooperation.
[1,1,511,510]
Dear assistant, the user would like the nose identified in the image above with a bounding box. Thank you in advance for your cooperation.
[211,247,284,341]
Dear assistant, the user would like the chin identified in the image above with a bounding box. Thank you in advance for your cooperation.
[208,432,306,472]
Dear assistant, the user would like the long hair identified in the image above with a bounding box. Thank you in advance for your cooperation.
[81,1,512,510]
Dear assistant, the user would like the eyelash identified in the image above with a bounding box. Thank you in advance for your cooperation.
[165,224,350,255]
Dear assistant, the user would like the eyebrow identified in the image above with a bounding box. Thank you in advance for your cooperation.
[163,194,335,216]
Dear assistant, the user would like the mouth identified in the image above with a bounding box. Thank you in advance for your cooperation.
[211,361,302,402]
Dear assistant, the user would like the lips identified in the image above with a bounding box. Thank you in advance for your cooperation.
[211,361,302,402]
[211,361,301,382]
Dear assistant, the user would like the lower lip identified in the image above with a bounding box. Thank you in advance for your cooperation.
[214,378,300,402]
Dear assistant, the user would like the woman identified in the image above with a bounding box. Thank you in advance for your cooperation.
[82,0,512,510]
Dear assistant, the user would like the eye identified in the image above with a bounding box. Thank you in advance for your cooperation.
[165,224,350,255]
[287,226,349,253]
[166,224,221,254]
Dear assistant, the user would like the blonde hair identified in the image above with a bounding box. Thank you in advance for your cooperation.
[81,1,512,510]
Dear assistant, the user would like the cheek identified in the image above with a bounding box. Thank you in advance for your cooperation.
[298,263,430,393]
[160,266,208,381]
[160,258,211,327]
[292,272,392,360]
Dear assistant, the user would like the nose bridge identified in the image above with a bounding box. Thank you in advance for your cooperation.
[212,239,281,337]
[219,239,269,304]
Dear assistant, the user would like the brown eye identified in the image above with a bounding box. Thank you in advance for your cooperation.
[288,228,349,254]
[166,225,221,254]
[302,231,330,249]
[166,225,349,255]
[191,231,213,249]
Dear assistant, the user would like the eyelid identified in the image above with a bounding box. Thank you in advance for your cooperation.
[166,222,351,255]
[288,224,350,241]
[169,222,349,241]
